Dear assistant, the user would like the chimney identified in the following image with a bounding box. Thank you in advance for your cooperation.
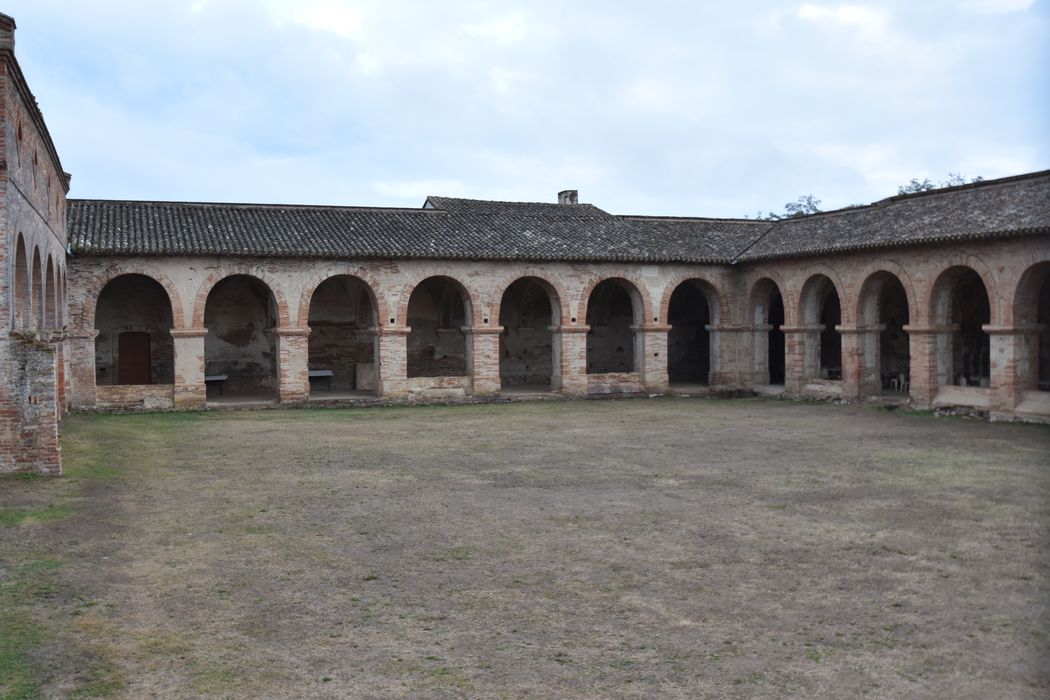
[0,14,15,52]
[558,189,578,205]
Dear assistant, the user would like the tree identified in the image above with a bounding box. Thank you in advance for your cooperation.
[897,172,984,195]
[753,194,822,221]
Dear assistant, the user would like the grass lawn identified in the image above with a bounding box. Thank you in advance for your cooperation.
[1,397,1048,698]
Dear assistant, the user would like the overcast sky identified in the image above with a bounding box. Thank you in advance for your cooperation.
[6,0,1048,216]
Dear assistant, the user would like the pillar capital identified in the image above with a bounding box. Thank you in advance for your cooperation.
[552,325,590,334]
[169,327,208,339]
[982,324,1044,335]
[274,326,310,337]
[902,324,957,335]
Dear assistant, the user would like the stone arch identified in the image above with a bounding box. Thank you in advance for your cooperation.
[577,273,654,327]
[585,277,645,374]
[658,273,727,327]
[304,273,383,394]
[403,275,475,379]
[749,277,787,385]
[31,246,42,331]
[43,254,57,329]
[924,254,1000,326]
[856,270,913,396]
[929,265,993,387]
[850,261,919,326]
[94,274,177,386]
[297,269,388,330]
[13,233,30,329]
[1010,259,1050,392]
[83,265,186,330]
[489,271,569,327]
[496,275,564,390]
[798,273,843,380]
[192,265,290,329]
[203,274,282,398]
[396,273,479,329]
[664,278,723,385]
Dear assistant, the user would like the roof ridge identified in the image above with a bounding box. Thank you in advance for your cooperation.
[68,198,443,214]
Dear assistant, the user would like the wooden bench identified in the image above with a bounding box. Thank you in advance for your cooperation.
[204,374,229,395]
[308,369,334,391]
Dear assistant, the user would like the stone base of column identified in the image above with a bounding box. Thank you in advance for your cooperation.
[173,383,207,409]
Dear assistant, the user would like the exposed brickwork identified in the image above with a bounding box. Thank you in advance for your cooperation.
[1,16,70,475]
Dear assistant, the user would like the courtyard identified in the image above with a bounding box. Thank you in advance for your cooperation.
[1,398,1048,698]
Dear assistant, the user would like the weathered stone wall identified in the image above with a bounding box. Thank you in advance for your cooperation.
[1,16,69,474]
[0,334,59,475]
[62,233,1050,421]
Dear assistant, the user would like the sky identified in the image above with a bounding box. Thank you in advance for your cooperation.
[5,0,1049,217]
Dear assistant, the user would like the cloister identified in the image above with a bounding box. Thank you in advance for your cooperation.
[66,220,1049,420]
[1,11,1048,477]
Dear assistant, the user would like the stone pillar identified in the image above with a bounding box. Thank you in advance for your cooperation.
[554,325,589,395]
[276,328,310,405]
[903,325,953,408]
[838,325,867,401]
[986,324,1041,416]
[376,327,410,397]
[636,323,670,392]
[170,328,207,409]
[750,324,772,385]
[467,326,502,396]
[67,330,98,409]
[781,325,820,393]
[707,325,753,387]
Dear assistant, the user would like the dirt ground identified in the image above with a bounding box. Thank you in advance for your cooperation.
[1,397,1048,698]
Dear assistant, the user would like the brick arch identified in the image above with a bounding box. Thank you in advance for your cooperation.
[297,269,388,330]
[925,255,1000,326]
[748,274,788,325]
[489,270,570,327]
[577,273,654,326]
[43,254,56,329]
[796,266,848,325]
[13,232,30,329]
[658,274,727,326]
[396,274,480,328]
[82,265,186,330]
[852,261,920,327]
[1003,255,1050,326]
[192,266,290,328]
[31,245,43,331]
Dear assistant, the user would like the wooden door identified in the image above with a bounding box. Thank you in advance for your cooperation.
[118,332,152,385]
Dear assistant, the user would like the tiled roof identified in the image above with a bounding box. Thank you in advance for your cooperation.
[737,171,1050,262]
[68,170,1050,265]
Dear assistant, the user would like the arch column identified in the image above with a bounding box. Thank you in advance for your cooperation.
[837,325,878,401]
[706,324,752,386]
[68,330,98,409]
[170,328,208,409]
[902,325,954,408]
[986,324,1043,416]
[275,327,310,404]
[781,325,822,393]
[636,323,671,391]
[376,327,410,397]
[466,326,502,396]
[554,325,588,395]
[751,324,773,385]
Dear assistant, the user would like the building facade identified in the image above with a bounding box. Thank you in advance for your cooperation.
[2,14,1049,476]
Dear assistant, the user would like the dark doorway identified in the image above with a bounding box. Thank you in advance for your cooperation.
[118,332,152,384]
[499,278,555,389]
[951,270,991,386]
[667,281,711,384]
[820,289,842,378]
[586,279,638,374]
[768,292,785,384]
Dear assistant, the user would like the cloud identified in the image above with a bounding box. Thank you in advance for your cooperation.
[461,11,529,45]
[266,0,363,40]
[958,0,1035,14]
[797,4,890,35]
